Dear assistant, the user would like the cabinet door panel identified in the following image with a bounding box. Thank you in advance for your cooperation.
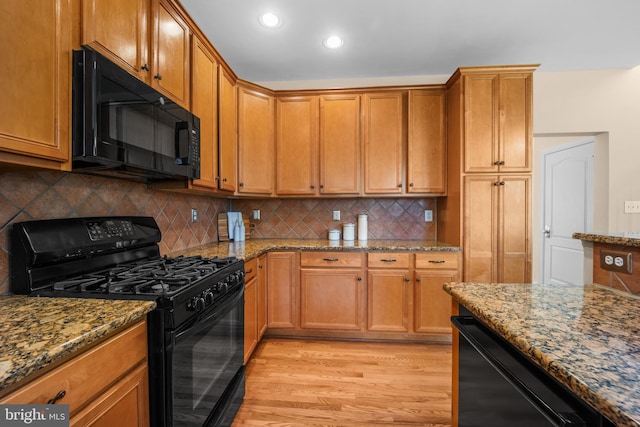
[152,0,190,107]
[81,0,150,79]
[244,278,258,363]
[257,255,268,338]
[319,95,361,194]
[464,175,498,282]
[499,176,531,282]
[499,74,532,172]
[0,0,71,168]
[276,96,318,195]
[363,92,404,194]
[300,269,363,330]
[407,89,446,194]
[238,86,274,194]
[367,270,409,332]
[464,74,498,173]
[191,37,218,189]
[218,67,237,192]
[267,252,298,329]
[414,270,457,334]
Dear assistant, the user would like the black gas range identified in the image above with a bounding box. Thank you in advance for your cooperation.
[9,216,245,426]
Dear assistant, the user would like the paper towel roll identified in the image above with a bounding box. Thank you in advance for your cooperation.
[357,214,368,241]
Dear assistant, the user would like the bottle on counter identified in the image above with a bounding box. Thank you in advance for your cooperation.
[357,214,368,241]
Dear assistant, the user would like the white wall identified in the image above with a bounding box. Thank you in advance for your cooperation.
[533,67,640,232]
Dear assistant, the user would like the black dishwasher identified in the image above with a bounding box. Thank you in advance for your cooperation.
[452,312,613,427]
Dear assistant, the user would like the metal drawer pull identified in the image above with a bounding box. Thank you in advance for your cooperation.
[47,390,66,404]
[428,260,446,264]
[245,268,253,274]
[323,258,339,262]
[380,259,397,263]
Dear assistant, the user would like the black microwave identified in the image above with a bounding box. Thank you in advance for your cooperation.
[72,47,200,182]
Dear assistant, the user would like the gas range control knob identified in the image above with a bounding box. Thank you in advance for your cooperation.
[203,290,214,305]
[188,296,206,312]
[216,281,229,294]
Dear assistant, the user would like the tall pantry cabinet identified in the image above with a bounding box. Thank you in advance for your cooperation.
[438,65,537,283]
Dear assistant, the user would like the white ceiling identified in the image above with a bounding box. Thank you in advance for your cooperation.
[179,0,640,87]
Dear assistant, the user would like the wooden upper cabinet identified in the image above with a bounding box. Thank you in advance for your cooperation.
[276,96,319,195]
[319,95,361,195]
[407,89,446,194]
[0,0,71,170]
[81,0,150,80]
[218,66,237,192]
[462,68,534,173]
[363,92,405,194]
[190,36,218,190]
[82,0,190,108]
[237,84,275,195]
[151,0,190,108]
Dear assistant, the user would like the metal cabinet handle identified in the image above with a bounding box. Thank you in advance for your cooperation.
[320,184,324,189]
[47,390,66,404]
[416,277,421,283]
[409,183,414,187]
[494,181,505,186]
[258,264,263,269]
[239,182,244,187]
[404,277,410,282]
[310,185,315,189]
[494,160,505,166]
[245,268,253,274]
[428,260,445,264]
[322,258,339,262]
[398,184,402,188]
[357,277,362,282]
[154,73,162,80]
[380,259,397,263]
[141,63,150,71]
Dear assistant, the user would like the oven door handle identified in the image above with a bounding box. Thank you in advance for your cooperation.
[451,316,586,427]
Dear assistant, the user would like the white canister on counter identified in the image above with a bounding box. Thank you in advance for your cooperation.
[343,223,355,241]
[357,214,368,241]
[328,229,340,241]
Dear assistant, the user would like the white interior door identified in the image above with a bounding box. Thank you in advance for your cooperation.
[542,140,594,285]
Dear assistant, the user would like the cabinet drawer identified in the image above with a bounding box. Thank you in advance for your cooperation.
[415,252,460,270]
[1,321,147,415]
[367,253,410,269]
[300,251,363,268]
[245,257,258,282]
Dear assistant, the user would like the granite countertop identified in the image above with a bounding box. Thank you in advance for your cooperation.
[573,232,640,248]
[169,238,461,259]
[444,282,640,427]
[0,296,156,394]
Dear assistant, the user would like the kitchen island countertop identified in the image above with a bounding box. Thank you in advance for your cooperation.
[0,296,156,394]
[444,282,640,427]
[169,238,460,260]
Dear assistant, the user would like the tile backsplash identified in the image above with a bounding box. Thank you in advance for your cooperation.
[0,171,226,293]
[0,170,438,294]
[233,198,436,240]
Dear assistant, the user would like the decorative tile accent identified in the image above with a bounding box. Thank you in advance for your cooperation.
[0,171,226,294]
[233,198,437,240]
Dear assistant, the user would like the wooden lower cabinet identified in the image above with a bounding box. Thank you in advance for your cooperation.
[266,252,298,329]
[414,252,461,335]
[257,254,268,338]
[243,257,259,363]
[367,253,411,332]
[265,250,459,341]
[300,269,364,331]
[0,321,149,425]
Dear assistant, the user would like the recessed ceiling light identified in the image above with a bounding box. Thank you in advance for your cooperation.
[259,12,281,28]
[323,35,343,49]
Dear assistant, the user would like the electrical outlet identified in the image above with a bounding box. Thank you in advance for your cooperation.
[424,210,433,222]
[624,201,640,213]
[252,209,261,220]
[600,250,633,274]
[191,208,198,222]
[332,210,341,221]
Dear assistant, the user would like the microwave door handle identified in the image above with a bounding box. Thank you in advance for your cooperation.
[174,121,189,165]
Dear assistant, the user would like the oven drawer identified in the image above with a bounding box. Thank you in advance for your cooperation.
[1,321,147,416]
[300,251,363,268]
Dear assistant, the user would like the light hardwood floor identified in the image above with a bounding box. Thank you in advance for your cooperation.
[232,338,452,426]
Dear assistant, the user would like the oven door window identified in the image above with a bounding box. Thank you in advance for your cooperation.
[169,291,244,426]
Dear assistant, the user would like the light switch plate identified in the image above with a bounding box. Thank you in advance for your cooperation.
[332,210,340,221]
[624,201,640,213]
[424,210,433,222]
